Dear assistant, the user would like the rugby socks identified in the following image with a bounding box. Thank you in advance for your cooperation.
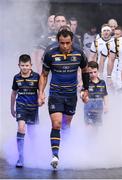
[17,132,25,160]
[50,129,60,158]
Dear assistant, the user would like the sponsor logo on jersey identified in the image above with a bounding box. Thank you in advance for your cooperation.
[62,66,70,70]
[55,57,61,61]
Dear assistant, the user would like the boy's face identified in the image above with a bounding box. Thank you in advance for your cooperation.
[115,29,122,38]
[88,67,99,80]
[19,61,32,75]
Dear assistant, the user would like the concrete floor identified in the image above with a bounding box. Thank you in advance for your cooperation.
[0,158,122,179]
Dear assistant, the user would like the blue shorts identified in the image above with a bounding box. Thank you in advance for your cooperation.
[84,99,103,125]
[16,103,39,124]
[48,94,77,115]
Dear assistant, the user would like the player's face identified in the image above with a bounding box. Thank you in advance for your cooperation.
[70,20,77,33]
[88,67,99,80]
[102,29,111,39]
[54,16,67,31]
[109,23,118,33]
[115,29,122,38]
[19,61,32,75]
[48,15,55,30]
[59,35,72,54]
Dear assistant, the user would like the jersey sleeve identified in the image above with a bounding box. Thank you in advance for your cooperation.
[101,45,108,57]
[110,40,116,54]
[12,76,18,91]
[80,51,88,69]
[42,51,52,71]
[90,41,97,53]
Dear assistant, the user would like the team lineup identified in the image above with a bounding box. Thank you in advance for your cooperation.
[10,13,122,170]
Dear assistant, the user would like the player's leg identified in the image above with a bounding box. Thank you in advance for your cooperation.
[50,112,62,169]
[62,95,77,129]
[48,95,65,168]
[27,108,39,139]
[16,120,26,168]
[62,114,73,129]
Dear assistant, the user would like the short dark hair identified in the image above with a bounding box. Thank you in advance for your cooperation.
[54,12,66,22]
[69,17,78,22]
[19,54,31,64]
[58,25,71,32]
[57,29,73,41]
[88,61,99,69]
[115,26,122,31]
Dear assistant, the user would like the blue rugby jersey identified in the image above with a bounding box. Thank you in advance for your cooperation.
[88,79,108,99]
[12,71,40,109]
[43,47,87,95]
[84,79,108,122]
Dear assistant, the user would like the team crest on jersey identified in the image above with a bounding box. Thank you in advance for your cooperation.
[99,87,103,92]
[51,37,56,42]
[71,56,77,61]
[17,113,21,118]
[55,57,61,61]
[89,86,94,91]
[50,104,55,110]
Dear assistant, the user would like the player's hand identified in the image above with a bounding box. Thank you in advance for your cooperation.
[77,80,83,89]
[38,92,45,106]
[80,90,89,103]
[104,105,109,113]
[106,77,113,87]
[11,109,16,118]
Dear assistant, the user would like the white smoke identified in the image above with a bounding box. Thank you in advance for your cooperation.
[0,0,50,156]
[0,0,122,170]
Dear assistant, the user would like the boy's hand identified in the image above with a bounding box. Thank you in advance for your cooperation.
[104,105,109,113]
[38,92,45,106]
[80,90,89,103]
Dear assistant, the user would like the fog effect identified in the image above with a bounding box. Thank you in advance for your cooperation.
[0,0,122,169]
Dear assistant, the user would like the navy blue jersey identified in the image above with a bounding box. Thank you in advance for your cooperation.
[43,47,87,95]
[12,71,40,109]
[37,32,57,50]
[88,79,108,99]
[84,79,108,125]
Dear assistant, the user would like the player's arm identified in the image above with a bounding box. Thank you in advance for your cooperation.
[107,51,116,77]
[38,50,51,106]
[99,47,108,77]
[80,66,89,103]
[38,69,49,106]
[11,90,17,117]
[88,51,97,62]
[79,51,89,103]
[88,41,97,62]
